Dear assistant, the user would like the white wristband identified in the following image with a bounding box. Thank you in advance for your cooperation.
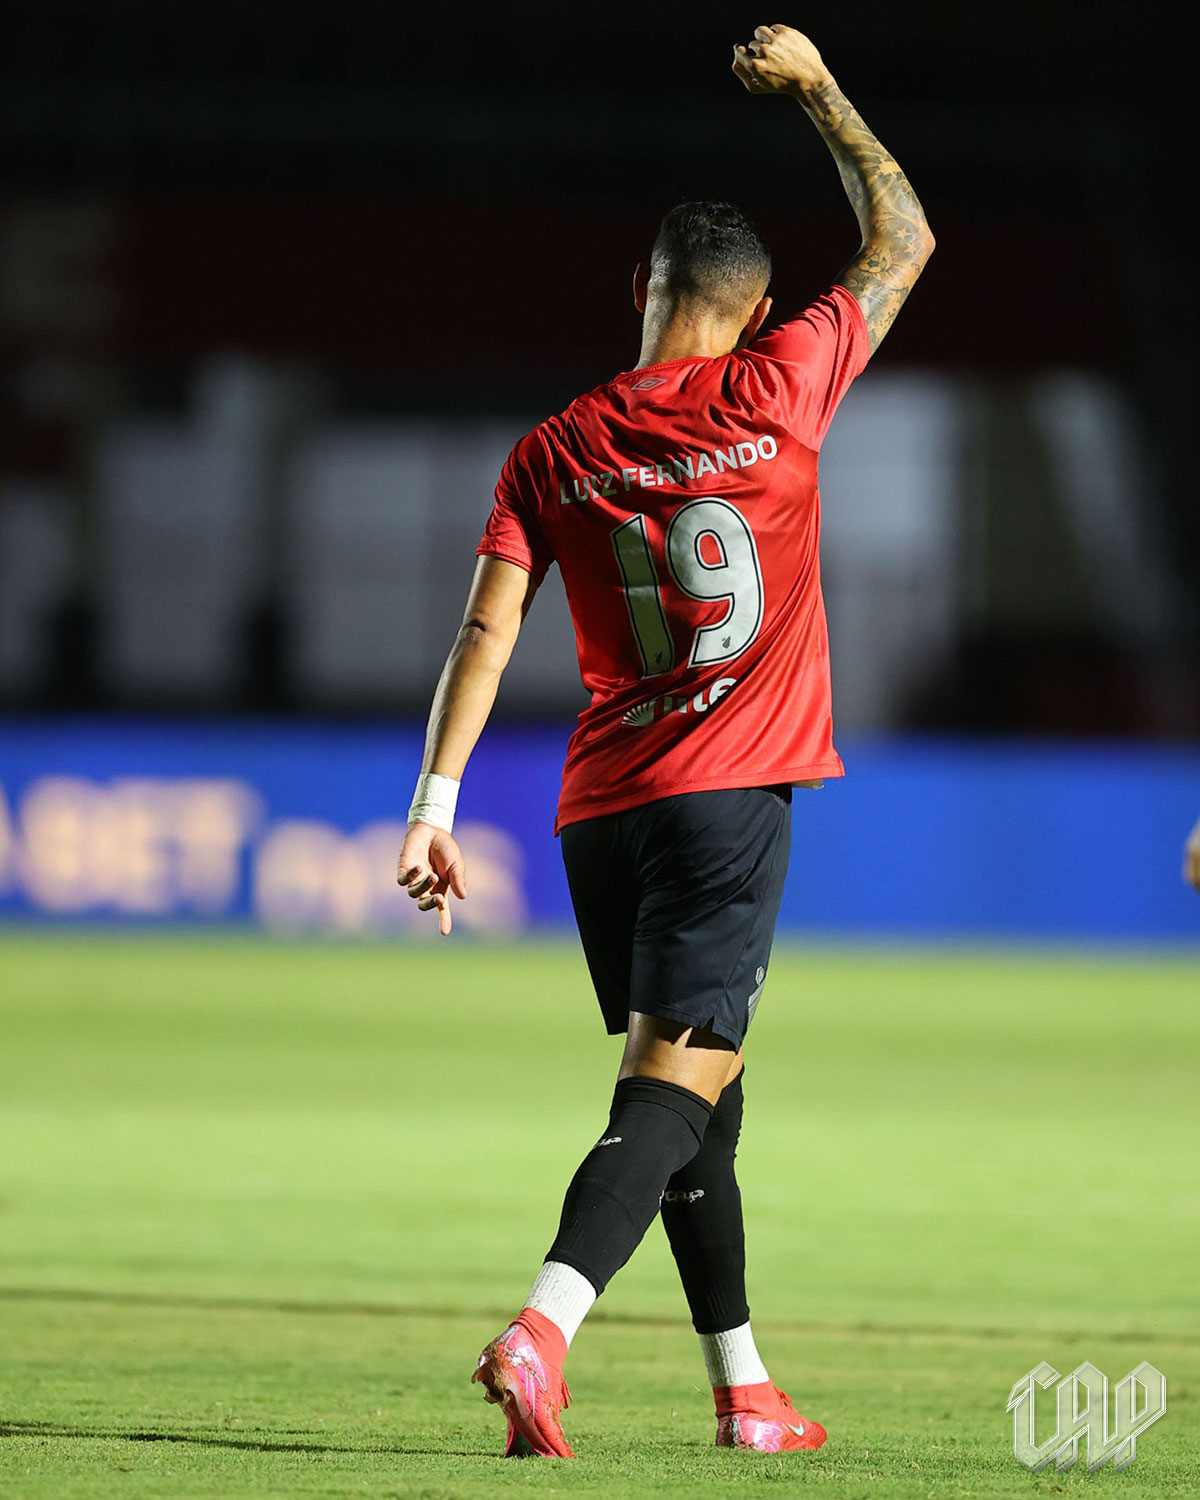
[408,772,460,834]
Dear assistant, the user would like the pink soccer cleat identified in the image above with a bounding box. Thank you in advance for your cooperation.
[715,1380,828,1452]
[472,1312,574,1458]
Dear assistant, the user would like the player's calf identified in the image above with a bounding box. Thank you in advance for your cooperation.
[472,1075,713,1456]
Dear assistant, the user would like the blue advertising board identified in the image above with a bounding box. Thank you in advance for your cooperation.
[0,718,1197,941]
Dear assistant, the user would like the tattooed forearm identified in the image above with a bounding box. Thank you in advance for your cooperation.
[798,76,933,354]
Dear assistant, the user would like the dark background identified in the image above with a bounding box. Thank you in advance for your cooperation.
[2,0,1196,735]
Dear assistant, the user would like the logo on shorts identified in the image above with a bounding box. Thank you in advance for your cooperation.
[621,677,737,728]
[747,965,767,1029]
[596,1135,622,1148]
[663,1188,705,1204]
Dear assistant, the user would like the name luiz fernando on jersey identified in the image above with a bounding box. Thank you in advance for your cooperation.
[557,432,780,505]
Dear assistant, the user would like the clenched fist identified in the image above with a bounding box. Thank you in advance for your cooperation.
[732,23,831,98]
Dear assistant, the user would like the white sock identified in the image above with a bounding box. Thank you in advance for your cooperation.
[523,1260,597,1348]
[699,1321,771,1387]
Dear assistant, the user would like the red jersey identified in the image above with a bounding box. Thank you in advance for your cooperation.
[477,284,870,832]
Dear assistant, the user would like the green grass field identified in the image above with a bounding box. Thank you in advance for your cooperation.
[1,934,1197,1499]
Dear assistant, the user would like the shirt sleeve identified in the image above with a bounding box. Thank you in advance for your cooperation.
[740,284,870,449]
[476,449,554,586]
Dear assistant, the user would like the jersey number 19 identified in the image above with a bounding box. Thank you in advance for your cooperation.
[611,498,764,677]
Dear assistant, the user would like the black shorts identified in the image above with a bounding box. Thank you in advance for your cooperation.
[560,784,793,1050]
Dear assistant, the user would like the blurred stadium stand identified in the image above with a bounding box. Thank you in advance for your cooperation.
[1,0,1197,735]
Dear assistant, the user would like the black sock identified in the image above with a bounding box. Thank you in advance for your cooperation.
[546,1076,713,1296]
[660,1069,749,1335]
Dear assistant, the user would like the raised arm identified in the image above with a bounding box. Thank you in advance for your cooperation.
[396,554,537,934]
[733,23,934,354]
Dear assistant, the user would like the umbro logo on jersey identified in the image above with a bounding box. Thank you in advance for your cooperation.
[630,375,666,390]
[621,676,738,728]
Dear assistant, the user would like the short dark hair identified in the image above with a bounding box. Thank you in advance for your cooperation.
[648,201,771,315]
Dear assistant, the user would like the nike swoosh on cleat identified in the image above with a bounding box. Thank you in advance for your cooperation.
[785,1422,805,1436]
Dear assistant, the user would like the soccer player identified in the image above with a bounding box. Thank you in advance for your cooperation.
[1185,816,1200,892]
[398,23,933,1457]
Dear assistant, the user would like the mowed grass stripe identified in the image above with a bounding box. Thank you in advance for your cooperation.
[4,1286,1200,1351]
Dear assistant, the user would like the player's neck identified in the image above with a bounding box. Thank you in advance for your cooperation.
[635,309,740,370]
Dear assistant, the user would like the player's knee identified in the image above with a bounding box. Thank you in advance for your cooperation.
[618,1013,736,1104]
